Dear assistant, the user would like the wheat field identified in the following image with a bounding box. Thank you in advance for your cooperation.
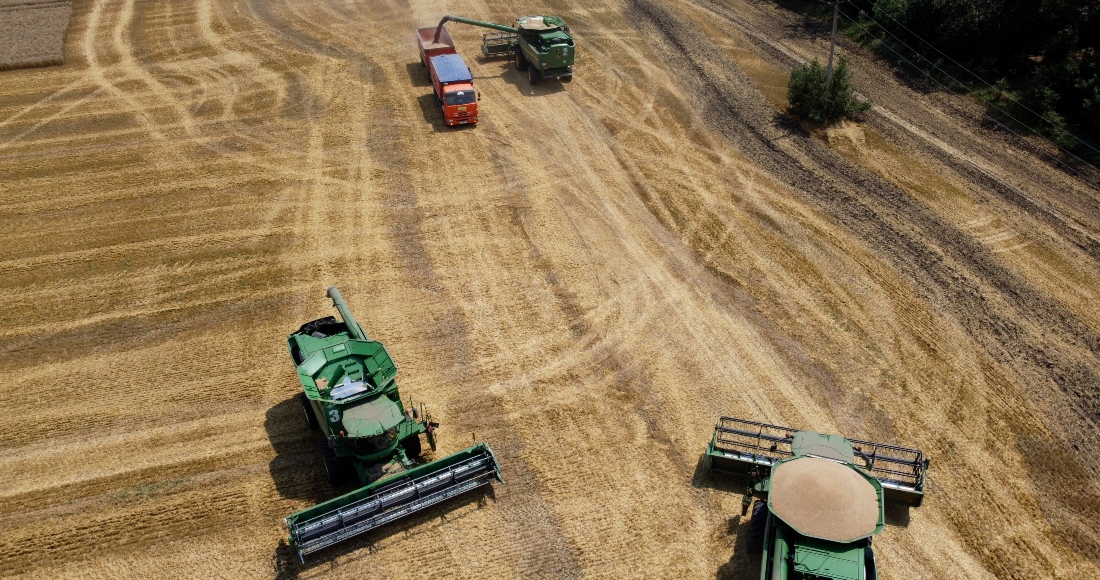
[2,0,1099,578]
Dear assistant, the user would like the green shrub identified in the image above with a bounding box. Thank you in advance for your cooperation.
[787,56,872,124]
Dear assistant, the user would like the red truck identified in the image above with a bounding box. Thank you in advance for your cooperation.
[416,25,479,126]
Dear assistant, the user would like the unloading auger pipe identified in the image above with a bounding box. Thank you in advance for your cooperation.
[326,286,369,341]
[433,15,518,42]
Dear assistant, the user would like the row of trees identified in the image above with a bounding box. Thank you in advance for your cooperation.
[811,0,1100,160]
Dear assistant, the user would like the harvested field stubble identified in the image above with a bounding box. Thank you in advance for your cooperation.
[0,0,1099,578]
[0,0,71,70]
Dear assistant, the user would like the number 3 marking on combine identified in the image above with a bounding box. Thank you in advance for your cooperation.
[328,410,340,423]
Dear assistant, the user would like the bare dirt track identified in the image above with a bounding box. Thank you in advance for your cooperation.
[1,0,1099,578]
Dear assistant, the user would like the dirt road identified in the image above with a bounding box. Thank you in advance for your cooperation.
[1,0,1097,578]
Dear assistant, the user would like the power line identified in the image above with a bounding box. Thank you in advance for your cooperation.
[839,10,1099,188]
[815,1,1100,187]
[831,0,1100,170]
[841,3,1100,168]
[874,7,1100,157]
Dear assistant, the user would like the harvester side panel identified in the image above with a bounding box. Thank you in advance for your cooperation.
[285,443,502,560]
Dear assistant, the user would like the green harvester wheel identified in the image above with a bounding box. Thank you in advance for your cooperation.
[402,434,423,458]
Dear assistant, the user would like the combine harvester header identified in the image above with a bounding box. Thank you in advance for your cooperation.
[706,416,929,508]
[286,443,500,558]
[283,287,502,560]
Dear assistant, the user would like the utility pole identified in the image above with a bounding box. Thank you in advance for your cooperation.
[825,0,840,89]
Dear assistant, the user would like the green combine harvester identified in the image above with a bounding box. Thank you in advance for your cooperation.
[431,15,575,84]
[283,287,502,561]
[705,416,930,579]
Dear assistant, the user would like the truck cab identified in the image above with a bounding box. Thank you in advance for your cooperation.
[427,54,478,126]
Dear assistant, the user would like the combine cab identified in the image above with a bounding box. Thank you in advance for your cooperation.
[283,287,502,560]
[705,416,930,579]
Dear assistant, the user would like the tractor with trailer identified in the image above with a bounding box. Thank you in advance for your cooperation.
[283,287,502,560]
[429,15,575,84]
[704,416,930,579]
[416,25,479,126]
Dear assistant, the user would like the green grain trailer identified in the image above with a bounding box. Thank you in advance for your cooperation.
[283,287,502,560]
[704,417,930,579]
[430,15,575,84]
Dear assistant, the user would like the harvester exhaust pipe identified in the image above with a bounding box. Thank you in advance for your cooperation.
[326,286,369,342]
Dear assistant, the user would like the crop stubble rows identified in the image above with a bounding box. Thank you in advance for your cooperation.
[1,0,1098,578]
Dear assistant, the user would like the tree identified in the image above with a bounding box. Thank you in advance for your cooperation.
[787,56,872,123]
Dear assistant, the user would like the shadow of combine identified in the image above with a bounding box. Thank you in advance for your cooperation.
[500,66,568,97]
[716,531,762,580]
[688,455,760,580]
[690,454,746,494]
[884,501,911,527]
[271,485,497,579]
[265,397,352,504]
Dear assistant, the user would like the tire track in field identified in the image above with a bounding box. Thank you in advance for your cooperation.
[631,0,1100,461]
[626,0,1100,575]
[242,1,586,575]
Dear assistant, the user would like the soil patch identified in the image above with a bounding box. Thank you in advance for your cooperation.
[0,0,72,70]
